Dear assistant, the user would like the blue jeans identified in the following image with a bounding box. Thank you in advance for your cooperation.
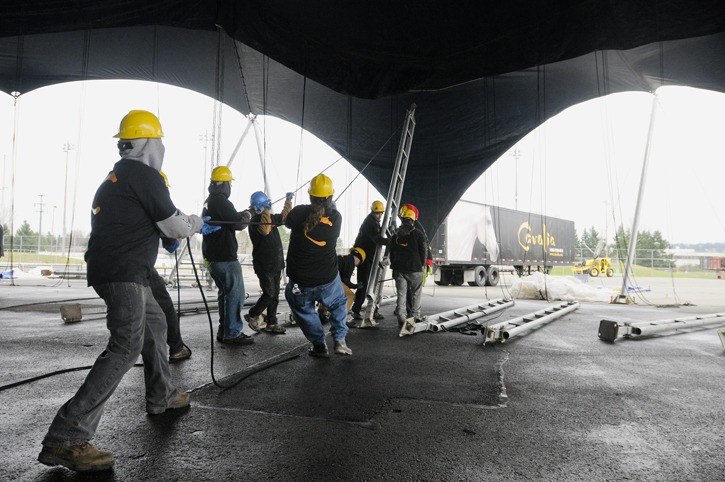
[43,282,176,447]
[207,260,246,339]
[285,274,348,345]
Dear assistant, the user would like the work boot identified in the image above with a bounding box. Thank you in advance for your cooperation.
[350,310,363,321]
[334,339,353,356]
[244,313,263,332]
[263,323,286,334]
[308,343,330,358]
[221,333,255,345]
[38,442,114,472]
[147,390,191,415]
[169,344,192,363]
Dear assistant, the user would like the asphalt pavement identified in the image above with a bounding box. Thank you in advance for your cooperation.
[0,274,723,481]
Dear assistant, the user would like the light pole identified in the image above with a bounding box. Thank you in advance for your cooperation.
[35,194,46,253]
[61,142,75,252]
[511,148,521,210]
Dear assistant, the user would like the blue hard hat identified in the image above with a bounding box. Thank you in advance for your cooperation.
[250,191,272,213]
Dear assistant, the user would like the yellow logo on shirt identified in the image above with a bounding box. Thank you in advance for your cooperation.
[304,217,333,246]
[305,231,326,246]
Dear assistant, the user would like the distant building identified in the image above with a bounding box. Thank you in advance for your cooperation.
[665,248,725,269]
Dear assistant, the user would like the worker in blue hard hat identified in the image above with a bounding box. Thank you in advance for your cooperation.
[245,189,295,334]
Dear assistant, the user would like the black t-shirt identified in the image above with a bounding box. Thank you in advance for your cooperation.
[353,213,381,262]
[338,254,357,289]
[202,192,249,262]
[85,159,176,286]
[249,212,285,273]
[285,204,341,287]
[390,222,427,273]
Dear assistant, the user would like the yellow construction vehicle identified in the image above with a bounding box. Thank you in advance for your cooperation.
[572,240,614,277]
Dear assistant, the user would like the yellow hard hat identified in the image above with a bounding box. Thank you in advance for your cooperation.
[401,203,419,220]
[350,247,366,263]
[399,205,417,221]
[371,200,384,213]
[308,173,334,197]
[159,171,170,188]
[400,207,416,221]
[210,166,234,182]
[113,110,164,139]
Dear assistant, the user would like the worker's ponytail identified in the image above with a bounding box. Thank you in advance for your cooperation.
[303,196,332,232]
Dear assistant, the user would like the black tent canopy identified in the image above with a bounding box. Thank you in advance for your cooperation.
[1,1,724,235]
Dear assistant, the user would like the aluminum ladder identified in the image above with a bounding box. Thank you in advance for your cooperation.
[360,104,417,328]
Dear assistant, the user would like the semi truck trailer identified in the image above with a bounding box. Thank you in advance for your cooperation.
[431,200,576,286]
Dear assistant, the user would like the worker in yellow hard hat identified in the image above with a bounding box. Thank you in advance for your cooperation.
[39,109,214,473]
[284,173,352,356]
[390,207,427,328]
[399,202,433,317]
[202,165,256,345]
[350,200,386,321]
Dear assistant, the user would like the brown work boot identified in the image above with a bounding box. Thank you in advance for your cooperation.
[169,344,192,363]
[147,390,191,415]
[38,442,114,472]
[334,339,353,356]
[263,323,286,334]
[245,313,267,332]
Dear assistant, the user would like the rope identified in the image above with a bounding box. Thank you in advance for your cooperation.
[333,126,401,201]
[231,39,252,114]
[295,76,307,195]
[210,27,225,169]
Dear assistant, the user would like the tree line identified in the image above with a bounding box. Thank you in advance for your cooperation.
[577,225,671,268]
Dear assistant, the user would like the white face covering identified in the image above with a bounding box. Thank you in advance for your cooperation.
[118,138,165,171]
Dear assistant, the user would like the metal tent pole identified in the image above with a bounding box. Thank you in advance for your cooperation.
[613,93,659,304]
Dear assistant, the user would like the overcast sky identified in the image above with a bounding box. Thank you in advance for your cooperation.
[1,81,725,247]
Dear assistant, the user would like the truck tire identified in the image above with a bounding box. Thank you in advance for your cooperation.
[435,269,451,286]
[474,266,487,287]
[486,266,500,286]
[514,265,524,277]
[606,268,614,277]
[589,267,600,277]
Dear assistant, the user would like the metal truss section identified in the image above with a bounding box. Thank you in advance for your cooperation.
[598,312,725,342]
[482,301,579,345]
[399,298,513,337]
